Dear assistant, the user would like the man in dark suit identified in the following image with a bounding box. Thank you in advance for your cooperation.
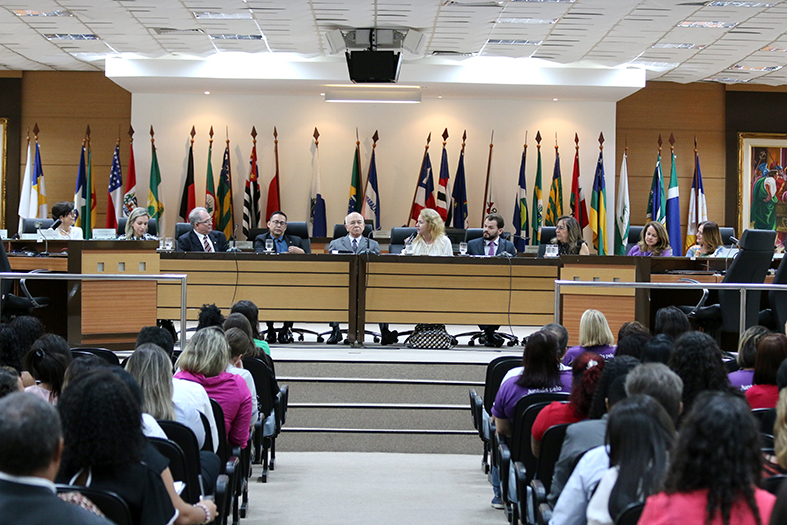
[177,207,229,252]
[467,213,517,347]
[0,393,113,524]
[254,211,309,343]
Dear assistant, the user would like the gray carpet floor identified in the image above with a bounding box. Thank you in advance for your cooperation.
[241,452,505,525]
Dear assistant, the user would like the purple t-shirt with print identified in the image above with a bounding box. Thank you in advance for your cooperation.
[562,344,616,366]
[728,369,754,392]
[491,375,570,421]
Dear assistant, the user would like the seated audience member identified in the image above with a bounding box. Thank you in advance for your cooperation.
[548,356,640,506]
[225,312,278,378]
[136,325,176,358]
[196,303,225,331]
[174,328,252,448]
[224,328,259,424]
[254,211,309,344]
[731,326,770,392]
[0,393,113,524]
[62,355,105,391]
[764,359,787,478]
[627,220,671,257]
[685,220,724,258]
[641,334,674,365]
[552,215,590,256]
[585,395,675,525]
[51,201,83,240]
[624,363,684,423]
[118,206,156,240]
[23,334,72,405]
[410,208,453,256]
[0,366,23,398]
[747,333,787,409]
[56,369,217,525]
[11,316,45,387]
[532,352,605,457]
[177,206,228,252]
[501,323,572,386]
[0,324,20,371]
[563,310,616,365]
[669,331,732,414]
[229,300,271,354]
[616,321,649,343]
[638,391,775,525]
[614,330,652,361]
[653,306,691,341]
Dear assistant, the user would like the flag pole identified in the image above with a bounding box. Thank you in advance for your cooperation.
[408,133,431,226]
[273,127,280,207]
[482,130,494,224]
[356,128,365,207]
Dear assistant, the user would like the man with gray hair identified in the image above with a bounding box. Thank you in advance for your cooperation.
[624,362,684,422]
[177,206,228,252]
[0,393,112,524]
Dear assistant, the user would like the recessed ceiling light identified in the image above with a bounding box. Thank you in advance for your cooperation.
[706,1,774,7]
[193,12,252,19]
[209,34,263,40]
[553,98,558,101]
[486,39,543,45]
[43,34,99,40]
[204,91,210,95]
[438,96,443,99]
[704,76,751,83]
[677,21,738,28]
[628,61,680,70]
[319,92,325,96]
[14,9,70,16]
[728,64,783,71]
[498,18,557,24]
[652,43,707,50]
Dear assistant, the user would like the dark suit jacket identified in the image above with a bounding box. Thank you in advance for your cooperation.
[0,478,113,525]
[467,236,517,256]
[254,232,311,254]
[328,235,381,255]
[177,230,229,252]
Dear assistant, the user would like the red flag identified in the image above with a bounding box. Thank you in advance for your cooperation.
[265,127,281,220]
[570,137,589,229]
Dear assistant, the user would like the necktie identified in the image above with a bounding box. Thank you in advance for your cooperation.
[203,236,212,252]
[352,238,358,253]
[488,241,495,256]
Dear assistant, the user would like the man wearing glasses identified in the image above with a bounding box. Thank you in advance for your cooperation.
[177,207,229,252]
[253,211,309,344]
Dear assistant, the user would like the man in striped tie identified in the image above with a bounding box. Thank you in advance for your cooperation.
[177,207,229,253]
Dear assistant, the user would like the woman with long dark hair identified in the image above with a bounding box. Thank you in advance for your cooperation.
[586,395,675,525]
[668,331,731,413]
[23,334,72,405]
[746,334,787,409]
[639,391,775,525]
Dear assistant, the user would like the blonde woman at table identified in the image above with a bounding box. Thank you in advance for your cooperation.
[51,201,83,240]
[409,209,453,256]
[685,220,724,258]
[118,207,157,240]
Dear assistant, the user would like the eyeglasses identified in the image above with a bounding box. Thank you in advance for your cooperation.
[270,220,286,226]
[197,217,213,224]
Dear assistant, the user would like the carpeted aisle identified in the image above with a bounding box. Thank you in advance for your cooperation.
[242,452,505,525]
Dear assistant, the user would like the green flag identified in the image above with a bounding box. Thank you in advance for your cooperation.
[147,142,164,225]
[348,142,362,213]
[205,141,216,223]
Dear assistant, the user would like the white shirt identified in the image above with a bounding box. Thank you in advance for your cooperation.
[410,235,453,256]
[586,467,618,525]
[56,226,83,240]
[226,364,259,424]
[173,400,206,450]
[172,378,218,453]
[550,445,610,525]
[142,413,168,440]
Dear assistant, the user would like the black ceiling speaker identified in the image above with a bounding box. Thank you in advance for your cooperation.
[345,50,402,83]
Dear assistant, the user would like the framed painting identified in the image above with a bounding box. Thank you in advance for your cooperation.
[738,132,787,249]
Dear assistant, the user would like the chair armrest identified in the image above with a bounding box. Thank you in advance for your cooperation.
[20,269,50,307]
[678,278,709,315]
[531,479,547,504]
[515,460,530,522]
[538,503,553,525]
[499,443,511,504]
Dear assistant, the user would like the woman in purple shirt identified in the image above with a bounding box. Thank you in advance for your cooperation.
[563,309,617,365]
[627,221,672,257]
[729,325,770,391]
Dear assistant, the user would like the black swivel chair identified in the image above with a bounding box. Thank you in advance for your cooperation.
[389,227,417,254]
[720,227,736,248]
[625,225,644,255]
[116,217,158,237]
[71,348,120,366]
[21,218,55,233]
[679,229,776,340]
[0,240,50,320]
[174,222,192,242]
[536,227,557,257]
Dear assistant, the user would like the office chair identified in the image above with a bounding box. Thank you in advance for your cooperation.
[389,227,417,254]
[0,241,50,320]
[21,218,54,233]
[536,227,557,257]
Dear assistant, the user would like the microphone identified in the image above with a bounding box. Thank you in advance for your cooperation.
[729,236,740,247]
[405,232,416,244]
[34,220,42,229]
[51,219,62,230]
[228,224,242,252]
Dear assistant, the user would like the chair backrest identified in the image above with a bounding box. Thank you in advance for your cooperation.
[483,355,522,413]
[22,218,54,233]
[242,357,275,418]
[389,227,417,254]
[719,229,776,332]
[70,348,120,367]
[626,225,643,255]
[199,411,214,452]
[533,423,571,494]
[762,474,787,495]
[149,436,200,504]
[614,501,645,525]
[175,222,191,240]
[536,227,557,257]
[769,255,787,333]
[0,240,13,313]
[156,420,202,504]
[511,394,570,484]
[210,398,230,464]
[248,227,267,241]
[55,485,133,525]
[719,227,736,248]
[332,223,373,239]
[117,217,158,237]
[753,408,777,435]
[465,228,483,243]
[284,221,312,252]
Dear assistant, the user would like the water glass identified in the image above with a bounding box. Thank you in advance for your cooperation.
[158,237,165,250]
[164,237,174,251]
[459,242,468,256]
[265,239,274,253]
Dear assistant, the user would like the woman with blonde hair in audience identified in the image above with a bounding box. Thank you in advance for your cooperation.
[562,309,616,365]
[174,327,253,447]
[686,220,724,258]
[628,221,672,257]
[409,208,453,256]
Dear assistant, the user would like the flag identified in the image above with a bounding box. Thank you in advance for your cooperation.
[205,139,216,223]
[436,132,450,221]
[147,140,164,229]
[179,137,196,222]
[570,141,589,230]
[483,136,498,219]
[243,135,261,238]
[545,149,563,226]
[450,141,468,229]
[647,149,666,224]
[310,131,327,237]
[513,144,529,251]
[531,140,544,245]
[123,139,137,216]
[685,144,708,253]
[217,142,234,239]
[266,128,281,221]
[615,152,630,256]
[362,136,381,229]
[665,145,682,255]
[31,139,47,220]
[86,143,96,238]
[590,149,608,255]
[348,139,363,214]
[74,144,87,236]
[410,145,435,224]
[17,138,32,234]
[105,144,123,229]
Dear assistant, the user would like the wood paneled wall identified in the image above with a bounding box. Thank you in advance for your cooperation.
[18,72,131,230]
[616,82,727,247]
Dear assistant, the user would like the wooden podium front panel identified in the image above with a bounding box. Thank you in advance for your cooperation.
[363,257,558,326]
[80,281,157,338]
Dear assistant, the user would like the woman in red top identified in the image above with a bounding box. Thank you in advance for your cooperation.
[746,334,787,409]
[531,351,604,457]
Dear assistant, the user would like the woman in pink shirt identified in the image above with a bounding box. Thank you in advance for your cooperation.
[174,327,253,447]
[746,334,787,410]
